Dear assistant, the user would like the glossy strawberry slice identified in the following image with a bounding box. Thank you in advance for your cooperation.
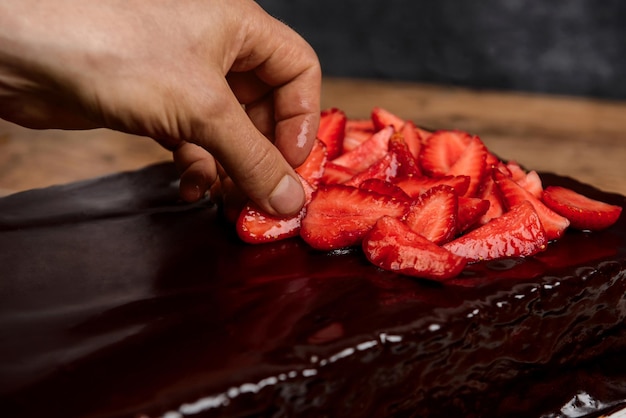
[447,135,488,197]
[457,196,491,233]
[363,216,467,280]
[477,172,505,224]
[344,119,376,153]
[359,179,411,201]
[295,138,327,187]
[331,126,393,173]
[317,108,347,160]
[401,120,423,160]
[419,130,473,176]
[443,200,548,261]
[301,184,409,251]
[237,176,315,244]
[371,107,405,131]
[320,162,357,185]
[395,175,470,199]
[344,152,399,187]
[388,132,422,178]
[542,186,623,231]
[494,170,570,240]
[403,185,458,244]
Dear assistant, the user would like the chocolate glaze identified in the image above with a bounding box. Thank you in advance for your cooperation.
[1,163,625,418]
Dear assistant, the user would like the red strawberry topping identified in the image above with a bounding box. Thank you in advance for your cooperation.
[403,185,458,244]
[542,186,622,231]
[363,216,467,280]
[317,108,347,160]
[301,184,409,251]
[444,201,547,261]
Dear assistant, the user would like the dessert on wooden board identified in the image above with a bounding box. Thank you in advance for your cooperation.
[1,108,625,417]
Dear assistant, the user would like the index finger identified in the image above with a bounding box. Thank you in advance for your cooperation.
[233,10,322,167]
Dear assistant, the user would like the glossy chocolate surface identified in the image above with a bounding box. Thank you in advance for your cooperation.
[1,163,626,417]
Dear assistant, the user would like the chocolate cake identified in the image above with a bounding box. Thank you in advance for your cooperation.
[1,162,626,418]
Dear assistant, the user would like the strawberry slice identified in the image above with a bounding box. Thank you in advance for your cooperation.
[494,170,570,240]
[295,138,327,187]
[331,126,393,172]
[477,172,505,224]
[388,132,422,178]
[395,175,470,199]
[446,135,488,197]
[418,130,473,176]
[542,186,623,231]
[344,119,376,153]
[359,179,411,201]
[403,185,458,244]
[363,216,467,280]
[320,162,357,185]
[317,108,347,160]
[401,120,423,160]
[371,107,405,131]
[344,152,399,187]
[457,196,491,233]
[346,118,375,132]
[237,176,315,244]
[301,184,409,251]
[443,200,548,261]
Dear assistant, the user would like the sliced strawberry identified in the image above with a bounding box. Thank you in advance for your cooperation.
[542,186,623,231]
[301,184,409,251]
[457,196,491,233]
[320,162,357,185]
[344,152,399,187]
[418,130,473,176]
[346,118,376,132]
[237,176,314,244]
[493,170,570,240]
[359,179,411,201]
[343,129,372,153]
[388,132,422,178]
[363,216,467,280]
[485,151,501,170]
[317,108,347,160]
[403,185,458,244]
[371,107,405,131]
[477,172,505,224]
[443,201,547,261]
[446,135,488,197]
[505,161,527,183]
[517,170,543,198]
[295,138,327,187]
[331,126,393,172]
[395,175,470,199]
[401,120,423,160]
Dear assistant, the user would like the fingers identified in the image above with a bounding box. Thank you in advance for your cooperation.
[231,7,322,168]
[191,78,305,217]
[173,142,218,202]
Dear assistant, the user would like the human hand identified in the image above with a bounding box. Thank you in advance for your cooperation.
[0,0,321,216]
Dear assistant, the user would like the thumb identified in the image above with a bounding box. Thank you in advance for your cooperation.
[199,93,306,217]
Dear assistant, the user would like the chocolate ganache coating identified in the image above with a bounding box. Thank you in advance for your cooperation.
[0,163,625,418]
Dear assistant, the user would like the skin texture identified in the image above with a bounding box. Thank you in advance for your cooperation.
[0,0,321,216]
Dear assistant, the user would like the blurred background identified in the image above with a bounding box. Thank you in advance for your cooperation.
[258,0,626,99]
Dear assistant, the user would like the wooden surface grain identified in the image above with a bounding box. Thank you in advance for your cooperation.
[0,77,625,196]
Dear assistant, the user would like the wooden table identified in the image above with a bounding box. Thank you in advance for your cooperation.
[1,77,625,196]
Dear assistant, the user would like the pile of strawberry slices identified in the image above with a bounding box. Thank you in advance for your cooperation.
[235,107,622,280]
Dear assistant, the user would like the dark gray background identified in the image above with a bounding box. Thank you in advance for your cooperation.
[257,1,626,99]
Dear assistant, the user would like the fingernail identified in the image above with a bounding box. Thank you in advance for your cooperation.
[269,175,304,216]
